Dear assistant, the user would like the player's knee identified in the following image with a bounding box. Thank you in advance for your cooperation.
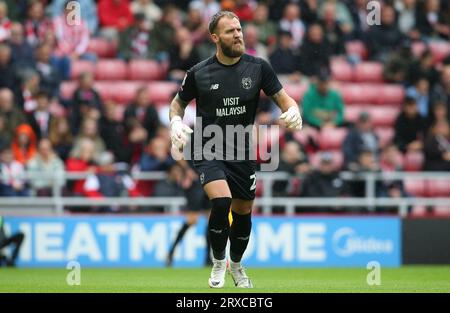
[209,197,232,227]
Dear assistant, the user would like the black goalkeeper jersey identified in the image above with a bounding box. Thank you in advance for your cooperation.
[178,54,282,161]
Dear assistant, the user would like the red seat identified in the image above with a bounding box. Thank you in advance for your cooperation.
[429,41,450,64]
[375,127,394,147]
[404,179,426,197]
[344,106,367,123]
[317,127,347,150]
[94,81,116,101]
[70,60,95,80]
[369,107,400,127]
[339,84,379,104]
[284,83,308,102]
[113,81,144,104]
[310,150,344,171]
[128,60,162,81]
[87,38,117,58]
[404,151,424,171]
[354,62,383,83]
[379,85,404,105]
[60,81,77,99]
[426,179,450,197]
[95,59,127,80]
[331,60,353,82]
[147,81,179,103]
[345,41,368,60]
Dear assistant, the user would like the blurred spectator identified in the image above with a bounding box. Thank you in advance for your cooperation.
[427,101,448,131]
[243,24,268,61]
[152,162,185,212]
[18,69,39,112]
[380,143,404,172]
[48,116,73,161]
[189,0,220,24]
[302,72,344,128]
[430,65,450,117]
[299,0,319,25]
[367,5,404,62]
[300,151,348,212]
[41,30,71,81]
[343,111,379,170]
[423,120,450,171]
[233,0,255,23]
[50,0,99,35]
[407,49,439,87]
[11,123,37,164]
[250,3,277,48]
[8,22,35,70]
[318,0,353,35]
[406,77,430,118]
[53,3,93,61]
[71,72,102,132]
[0,88,26,139]
[131,0,162,28]
[272,141,310,198]
[184,6,208,45]
[27,138,65,196]
[124,86,160,142]
[348,0,369,40]
[279,2,305,49]
[298,23,330,77]
[72,118,106,159]
[149,4,181,61]
[168,27,200,82]
[34,43,61,98]
[395,0,420,40]
[118,12,151,61]
[415,0,449,40]
[0,215,25,267]
[66,137,102,198]
[0,43,19,91]
[100,101,132,163]
[139,136,174,171]
[25,90,53,140]
[394,96,426,153]
[0,113,10,147]
[319,1,345,55]
[98,0,134,40]
[0,144,28,196]
[269,30,301,81]
[0,1,11,42]
[25,0,54,47]
[383,39,415,84]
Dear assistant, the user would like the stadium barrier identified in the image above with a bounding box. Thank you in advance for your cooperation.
[0,171,450,216]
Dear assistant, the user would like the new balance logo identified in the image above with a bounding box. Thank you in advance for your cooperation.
[210,228,223,234]
[210,84,219,90]
[237,236,250,241]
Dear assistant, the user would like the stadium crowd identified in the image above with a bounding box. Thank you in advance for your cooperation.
[0,0,449,213]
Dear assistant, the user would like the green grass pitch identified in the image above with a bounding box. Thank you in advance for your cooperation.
[1,266,449,293]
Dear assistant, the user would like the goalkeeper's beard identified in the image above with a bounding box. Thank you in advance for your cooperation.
[219,38,245,58]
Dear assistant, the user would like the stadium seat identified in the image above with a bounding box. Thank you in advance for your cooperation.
[379,84,405,105]
[404,151,424,171]
[339,84,379,104]
[331,60,353,82]
[147,81,179,103]
[87,38,117,58]
[354,62,383,83]
[426,179,450,197]
[344,106,399,127]
[404,178,427,197]
[70,60,95,80]
[429,41,450,64]
[310,150,344,171]
[284,83,308,102]
[94,81,116,101]
[95,59,128,80]
[412,41,426,58]
[60,81,77,99]
[375,127,395,147]
[345,40,368,60]
[128,60,162,81]
[317,127,348,150]
[113,81,144,104]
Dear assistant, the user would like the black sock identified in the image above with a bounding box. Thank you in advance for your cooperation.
[168,223,190,258]
[229,211,252,263]
[208,197,232,260]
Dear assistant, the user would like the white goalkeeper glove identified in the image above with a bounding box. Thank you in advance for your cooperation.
[279,106,302,130]
[170,116,193,150]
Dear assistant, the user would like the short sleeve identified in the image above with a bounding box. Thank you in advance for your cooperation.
[177,69,197,102]
[261,59,283,97]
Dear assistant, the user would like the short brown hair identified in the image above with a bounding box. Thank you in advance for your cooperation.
[208,11,239,34]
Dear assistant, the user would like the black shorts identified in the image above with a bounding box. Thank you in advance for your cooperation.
[193,160,257,200]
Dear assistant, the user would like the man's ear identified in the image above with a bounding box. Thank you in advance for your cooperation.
[211,33,219,44]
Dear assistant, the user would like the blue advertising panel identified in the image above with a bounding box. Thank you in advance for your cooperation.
[3,216,401,267]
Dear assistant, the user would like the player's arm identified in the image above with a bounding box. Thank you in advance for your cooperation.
[169,93,189,120]
[271,89,303,130]
[169,94,193,149]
